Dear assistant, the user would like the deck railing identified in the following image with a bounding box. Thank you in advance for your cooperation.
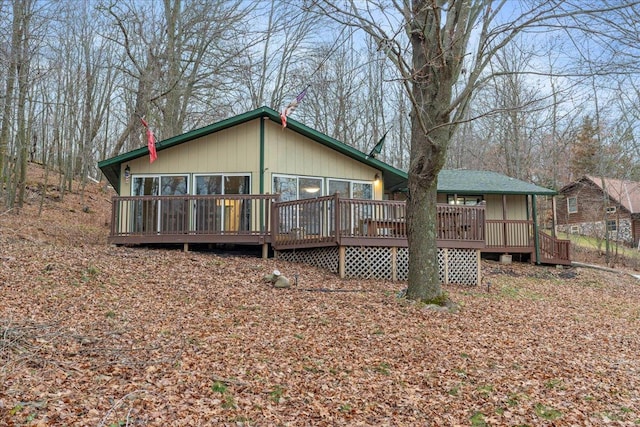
[538,231,571,264]
[108,194,276,245]
[107,194,570,263]
[270,195,486,250]
[485,219,533,248]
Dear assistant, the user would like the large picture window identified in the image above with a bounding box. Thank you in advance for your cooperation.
[193,174,250,232]
[273,174,324,234]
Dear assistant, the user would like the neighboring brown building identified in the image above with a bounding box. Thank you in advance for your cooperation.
[556,175,640,245]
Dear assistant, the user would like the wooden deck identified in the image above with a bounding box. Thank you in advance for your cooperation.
[107,194,570,264]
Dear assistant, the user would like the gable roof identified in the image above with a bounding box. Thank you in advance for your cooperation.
[563,175,640,214]
[437,170,556,196]
[98,106,408,194]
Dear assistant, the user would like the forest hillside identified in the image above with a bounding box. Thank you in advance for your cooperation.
[1,164,640,426]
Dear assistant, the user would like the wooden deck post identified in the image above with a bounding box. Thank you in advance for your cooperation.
[339,246,346,278]
[476,250,481,286]
[262,243,269,259]
[183,243,189,252]
[391,247,397,281]
[443,248,449,284]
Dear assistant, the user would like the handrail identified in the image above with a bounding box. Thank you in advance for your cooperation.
[271,196,486,249]
[110,194,490,251]
[110,194,277,238]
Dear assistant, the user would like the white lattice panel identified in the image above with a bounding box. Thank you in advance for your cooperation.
[446,249,478,285]
[276,246,480,285]
[276,247,339,273]
[437,249,446,283]
[345,246,393,280]
[397,248,409,281]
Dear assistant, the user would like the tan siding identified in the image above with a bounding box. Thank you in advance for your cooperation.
[119,118,384,199]
[263,120,382,199]
[120,121,261,196]
[505,195,528,220]
[484,194,504,219]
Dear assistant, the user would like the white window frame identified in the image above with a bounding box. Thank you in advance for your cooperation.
[192,173,251,195]
[605,206,617,214]
[570,225,579,234]
[192,173,251,232]
[130,174,189,233]
[328,178,374,200]
[567,196,578,214]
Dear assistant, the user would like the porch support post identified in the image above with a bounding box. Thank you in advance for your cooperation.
[476,250,481,286]
[532,194,541,265]
[262,243,268,259]
[183,243,189,252]
[391,247,397,281]
[339,246,346,278]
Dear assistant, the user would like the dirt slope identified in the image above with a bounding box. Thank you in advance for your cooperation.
[1,164,640,426]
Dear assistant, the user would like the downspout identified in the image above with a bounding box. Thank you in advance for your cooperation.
[532,194,541,265]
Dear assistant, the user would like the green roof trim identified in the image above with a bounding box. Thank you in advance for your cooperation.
[97,107,554,197]
[98,106,408,194]
[437,170,556,195]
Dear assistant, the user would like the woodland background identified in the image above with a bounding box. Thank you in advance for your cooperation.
[2,0,640,211]
[3,2,640,424]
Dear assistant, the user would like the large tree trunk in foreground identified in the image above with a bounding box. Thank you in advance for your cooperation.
[403,0,463,303]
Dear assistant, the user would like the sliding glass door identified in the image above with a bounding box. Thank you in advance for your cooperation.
[194,174,250,233]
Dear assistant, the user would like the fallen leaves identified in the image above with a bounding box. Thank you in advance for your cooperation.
[2,166,640,425]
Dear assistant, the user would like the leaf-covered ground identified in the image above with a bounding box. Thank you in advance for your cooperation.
[1,165,640,426]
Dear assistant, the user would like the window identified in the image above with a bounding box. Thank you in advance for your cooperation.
[447,195,483,205]
[131,174,188,234]
[605,206,617,214]
[193,174,250,232]
[273,175,323,200]
[607,220,617,231]
[328,179,373,200]
[567,197,578,214]
[570,225,579,234]
[273,174,324,234]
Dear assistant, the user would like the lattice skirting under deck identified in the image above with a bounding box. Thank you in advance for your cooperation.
[276,246,480,285]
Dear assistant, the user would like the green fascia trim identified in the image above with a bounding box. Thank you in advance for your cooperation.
[98,106,408,194]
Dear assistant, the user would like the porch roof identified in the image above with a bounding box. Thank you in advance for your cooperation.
[437,170,556,196]
[98,106,408,194]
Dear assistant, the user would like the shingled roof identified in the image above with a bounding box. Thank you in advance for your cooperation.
[437,170,556,195]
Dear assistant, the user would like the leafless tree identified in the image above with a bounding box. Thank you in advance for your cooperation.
[316,0,640,303]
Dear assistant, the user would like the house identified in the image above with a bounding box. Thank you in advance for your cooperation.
[436,170,569,265]
[555,175,640,246]
[98,107,570,284]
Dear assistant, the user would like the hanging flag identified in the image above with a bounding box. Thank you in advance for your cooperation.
[140,117,158,163]
[367,131,388,159]
[280,86,308,128]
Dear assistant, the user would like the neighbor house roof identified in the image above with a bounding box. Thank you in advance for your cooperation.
[562,175,640,214]
[98,106,408,194]
[437,170,556,196]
